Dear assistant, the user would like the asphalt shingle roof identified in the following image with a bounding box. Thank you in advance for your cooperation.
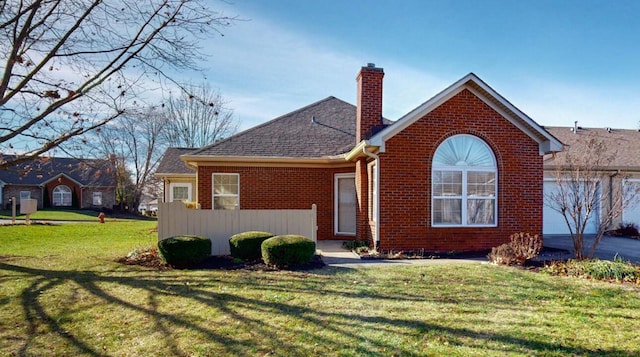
[0,155,116,186]
[545,126,640,169]
[156,147,196,175]
[191,97,373,158]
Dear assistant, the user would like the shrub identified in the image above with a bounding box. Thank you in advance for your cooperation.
[342,240,369,250]
[229,231,275,261]
[261,235,316,268]
[488,232,543,265]
[158,235,211,267]
[607,222,640,238]
[542,256,640,283]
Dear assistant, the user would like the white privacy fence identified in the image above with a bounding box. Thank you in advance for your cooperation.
[157,202,317,255]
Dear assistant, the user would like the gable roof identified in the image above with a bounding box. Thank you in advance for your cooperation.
[155,147,197,176]
[186,97,362,161]
[0,155,116,187]
[544,126,640,170]
[368,73,563,155]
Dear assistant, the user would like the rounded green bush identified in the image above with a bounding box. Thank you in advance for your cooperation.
[261,235,316,268]
[229,231,275,260]
[158,235,211,267]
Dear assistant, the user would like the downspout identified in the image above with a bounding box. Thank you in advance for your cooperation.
[362,145,380,251]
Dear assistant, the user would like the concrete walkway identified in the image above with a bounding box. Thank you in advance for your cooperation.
[316,240,484,268]
[318,235,640,268]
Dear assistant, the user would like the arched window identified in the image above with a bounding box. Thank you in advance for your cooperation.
[52,185,72,207]
[432,134,497,226]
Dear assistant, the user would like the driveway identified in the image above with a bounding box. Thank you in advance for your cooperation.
[543,235,640,264]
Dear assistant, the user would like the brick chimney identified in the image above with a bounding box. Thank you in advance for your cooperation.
[356,63,384,142]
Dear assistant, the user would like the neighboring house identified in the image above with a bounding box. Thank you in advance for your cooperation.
[155,147,197,203]
[543,126,640,235]
[0,155,116,210]
[161,64,564,252]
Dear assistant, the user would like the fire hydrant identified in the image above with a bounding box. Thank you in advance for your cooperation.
[98,212,105,224]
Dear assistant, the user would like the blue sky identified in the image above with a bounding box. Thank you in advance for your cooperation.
[199,0,640,131]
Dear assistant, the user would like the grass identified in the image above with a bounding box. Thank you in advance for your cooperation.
[0,208,156,222]
[2,221,640,356]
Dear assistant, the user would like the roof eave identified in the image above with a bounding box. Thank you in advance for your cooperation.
[42,173,85,187]
[369,73,564,156]
[154,172,196,178]
[345,141,380,161]
[181,154,352,167]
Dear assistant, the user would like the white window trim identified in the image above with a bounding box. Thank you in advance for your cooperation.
[93,191,103,206]
[334,173,356,236]
[52,185,72,207]
[432,167,498,227]
[431,135,498,228]
[169,183,192,202]
[20,191,31,200]
[212,173,239,210]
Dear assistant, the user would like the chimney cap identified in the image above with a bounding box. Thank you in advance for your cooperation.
[361,63,383,73]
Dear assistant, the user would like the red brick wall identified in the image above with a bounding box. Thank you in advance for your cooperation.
[376,89,543,252]
[44,177,82,208]
[197,165,355,240]
[356,65,384,142]
[355,158,372,244]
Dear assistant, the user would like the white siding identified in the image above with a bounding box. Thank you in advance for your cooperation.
[158,202,317,255]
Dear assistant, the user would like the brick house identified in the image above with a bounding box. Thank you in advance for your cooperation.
[0,155,116,210]
[172,64,562,252]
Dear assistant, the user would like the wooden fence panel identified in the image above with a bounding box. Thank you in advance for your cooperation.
[157,202,317,255]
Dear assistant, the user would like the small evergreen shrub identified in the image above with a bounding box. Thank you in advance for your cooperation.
[229,231,275,260]
[488,232,543,265]
[261,235,316,268]
[158,235,211,267]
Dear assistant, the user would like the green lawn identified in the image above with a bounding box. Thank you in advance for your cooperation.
[1,221,640,356]
[0,208,155,222]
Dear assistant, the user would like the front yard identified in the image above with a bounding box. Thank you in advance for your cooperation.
[1,221,640,356]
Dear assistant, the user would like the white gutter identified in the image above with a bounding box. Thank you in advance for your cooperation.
[361,145,380,251]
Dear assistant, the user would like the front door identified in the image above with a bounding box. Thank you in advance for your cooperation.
[335,174,356,235]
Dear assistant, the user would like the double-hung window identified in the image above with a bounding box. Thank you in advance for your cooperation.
[93,192,102,206]
[212,173,239,210]
[169,183,192,202]
[432,134,497,226]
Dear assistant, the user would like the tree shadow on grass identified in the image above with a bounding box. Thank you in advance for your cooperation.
[1,261,638,356]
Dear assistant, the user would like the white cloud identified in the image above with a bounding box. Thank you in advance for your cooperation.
[201,11,459,129]
[200,3,640,132]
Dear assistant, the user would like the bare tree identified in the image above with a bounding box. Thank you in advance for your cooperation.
[92,107,166,211]
[162,82,238,148]
[545,134,639,259]
[0,0,235,170]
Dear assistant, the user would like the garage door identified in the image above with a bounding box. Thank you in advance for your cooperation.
[622,180,640,226]
[543,180,598,235]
